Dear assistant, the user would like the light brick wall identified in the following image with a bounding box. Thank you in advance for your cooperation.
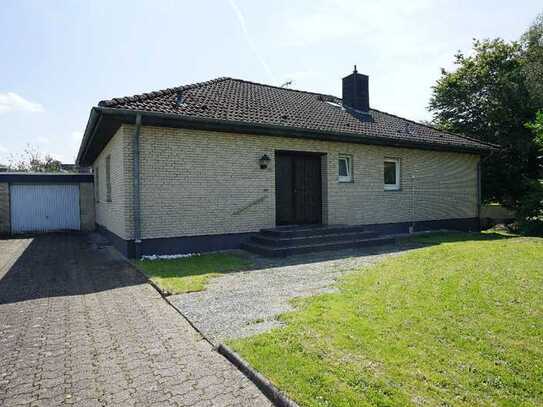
[93,127,133,239]
[0,183,10,235]
[79,182,95,232]
[130,125,479,240]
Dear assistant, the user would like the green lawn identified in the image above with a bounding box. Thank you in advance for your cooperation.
[230,233,543,406]
[137,252,250,294]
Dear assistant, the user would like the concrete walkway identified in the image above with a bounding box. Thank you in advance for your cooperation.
[0,234,270,407]
[170,243,419,344]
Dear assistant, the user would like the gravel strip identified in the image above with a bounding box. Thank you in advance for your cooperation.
[170,242,421,344]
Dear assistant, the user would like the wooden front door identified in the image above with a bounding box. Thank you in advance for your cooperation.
[275,151,322,225]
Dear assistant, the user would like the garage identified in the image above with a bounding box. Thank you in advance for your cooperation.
[0,173,95,235]
[10,184,81,233]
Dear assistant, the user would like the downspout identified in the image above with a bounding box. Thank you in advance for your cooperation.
[132,113,142,257]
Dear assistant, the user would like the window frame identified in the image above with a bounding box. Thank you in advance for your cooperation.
[105,155,112,202]
[94,166,100,203]
[338,154,353,183]
[384,158,400,191]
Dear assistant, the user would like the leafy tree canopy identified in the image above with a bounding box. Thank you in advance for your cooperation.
[8,145,62,173]
[429,14,543,208]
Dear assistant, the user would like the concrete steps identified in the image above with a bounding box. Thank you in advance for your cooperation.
[242,225,395,257]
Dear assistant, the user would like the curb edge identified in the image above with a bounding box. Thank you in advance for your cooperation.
[217,344,300,407]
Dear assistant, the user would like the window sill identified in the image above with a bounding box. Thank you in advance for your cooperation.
[384,186,401,191]
[338,178,353,183]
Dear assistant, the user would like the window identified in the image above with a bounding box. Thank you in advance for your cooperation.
[105,155,112,202]
[384,158,400,190]
[338,154,353,182]
[94,166,100,202]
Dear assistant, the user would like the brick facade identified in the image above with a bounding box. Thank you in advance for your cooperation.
[96,125,479,241]
[93,127,133,239]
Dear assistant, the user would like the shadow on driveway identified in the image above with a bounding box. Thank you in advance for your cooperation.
[0,233,146,305]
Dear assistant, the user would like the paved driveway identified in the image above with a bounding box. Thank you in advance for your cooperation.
[0,234,270,407]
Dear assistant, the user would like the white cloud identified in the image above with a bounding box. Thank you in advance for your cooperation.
[0,144,7,153]
[283,70,321,82]
[35,136,50,144]
[0,92,44,114]
[226,0,275,81]
[71,131,83,142]
[279,0,436,47]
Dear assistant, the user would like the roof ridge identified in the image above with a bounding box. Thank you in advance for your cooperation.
[97,77,231,107]
[369,107,501,149]
[98,76,342,109]
[225,77,340,99]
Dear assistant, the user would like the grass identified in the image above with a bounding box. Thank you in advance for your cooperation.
[136,252,250,294]
[229,233,543,406]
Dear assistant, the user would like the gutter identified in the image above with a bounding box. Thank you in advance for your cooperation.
[76,107,101,165]
[132,113,142,258]
[77,106,497,166]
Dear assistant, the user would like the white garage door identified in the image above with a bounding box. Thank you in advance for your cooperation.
[10,184,80,233]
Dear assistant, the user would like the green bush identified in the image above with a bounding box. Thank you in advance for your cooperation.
[515,179,543,235]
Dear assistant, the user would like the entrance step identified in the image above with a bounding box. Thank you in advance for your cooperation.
[242,225,395,257]
[260,224,369,238]
[253,230,378,247]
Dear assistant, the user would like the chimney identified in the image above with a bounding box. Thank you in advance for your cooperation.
[342,65,369,112]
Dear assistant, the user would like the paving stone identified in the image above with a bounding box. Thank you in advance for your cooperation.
[0,234,271,406]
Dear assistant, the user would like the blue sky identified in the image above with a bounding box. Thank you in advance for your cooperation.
[1,0,541,165]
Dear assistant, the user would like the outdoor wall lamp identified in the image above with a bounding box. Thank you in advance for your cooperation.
[259,154,271,169]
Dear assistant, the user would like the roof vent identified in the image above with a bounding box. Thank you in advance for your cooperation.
[397,123,414,136]
[342,65,369,113]
[175,93,185,106]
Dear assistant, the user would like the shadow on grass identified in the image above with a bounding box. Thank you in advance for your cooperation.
[136,252,252,294]
[405,230,517,246]
[241,230,521,271]
[137,230,523,295]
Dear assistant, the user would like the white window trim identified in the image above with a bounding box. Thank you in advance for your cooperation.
[338,154,353,183]
[105,155,112,203]
[384,158,400,191]
[94,166,100,203]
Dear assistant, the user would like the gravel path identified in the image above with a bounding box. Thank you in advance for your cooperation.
[170,243,420,344]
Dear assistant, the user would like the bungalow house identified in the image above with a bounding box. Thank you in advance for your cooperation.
[76,69,495,257]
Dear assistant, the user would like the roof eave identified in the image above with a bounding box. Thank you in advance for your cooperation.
[78,106,495,165]
[75,107,101,166]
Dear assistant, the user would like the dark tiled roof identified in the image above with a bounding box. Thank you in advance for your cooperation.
[98,77,494,152]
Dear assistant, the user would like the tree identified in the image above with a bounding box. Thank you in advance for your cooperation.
[8,145,62,172]
[429,14,543,209]
[522,14,543,105]
[525,110,543,154]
